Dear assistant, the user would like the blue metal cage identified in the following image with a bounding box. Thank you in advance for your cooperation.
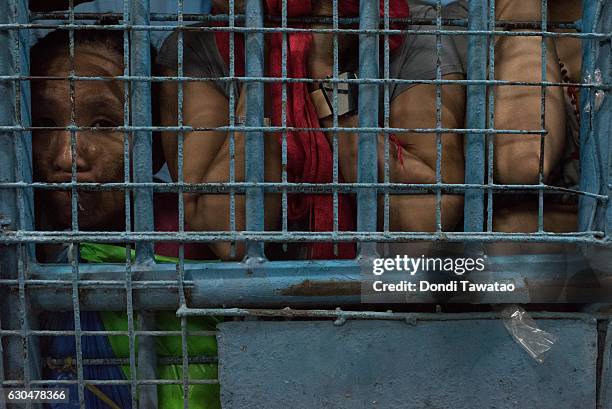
[0,0,611,407]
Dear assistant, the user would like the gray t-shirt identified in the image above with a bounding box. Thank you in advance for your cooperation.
[157,1,468,101]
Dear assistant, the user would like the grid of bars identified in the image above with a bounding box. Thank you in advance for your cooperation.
[0,0,610,407]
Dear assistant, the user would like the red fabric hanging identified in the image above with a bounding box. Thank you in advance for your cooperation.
[214,0,409,259]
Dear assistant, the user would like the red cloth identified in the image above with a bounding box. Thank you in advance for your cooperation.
[214,0,409,259]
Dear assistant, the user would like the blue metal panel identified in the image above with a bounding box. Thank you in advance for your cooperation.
[217,319,597,409]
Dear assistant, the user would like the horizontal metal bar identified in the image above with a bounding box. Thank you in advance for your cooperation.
[2,253,606,309]
[6,72,612,89]
[0,125,554,135]
[43,356,217,366]
[177,308,608,321]
[1,231,607,244]
[1,379,219,386]
[0,330,215,337]
[7,75,609,91]
[29,12,581,30]
[0,279,190,288]
[0,181,604,200]
[1,23,609,39]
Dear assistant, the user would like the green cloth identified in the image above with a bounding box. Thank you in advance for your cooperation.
[80,243,221,409]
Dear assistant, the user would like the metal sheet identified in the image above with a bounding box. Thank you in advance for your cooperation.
[218,319,597,409]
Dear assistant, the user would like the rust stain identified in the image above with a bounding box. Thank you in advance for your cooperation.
[281,280,361,297]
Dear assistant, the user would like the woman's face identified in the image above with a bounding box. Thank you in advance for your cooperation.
[32,44,127,230]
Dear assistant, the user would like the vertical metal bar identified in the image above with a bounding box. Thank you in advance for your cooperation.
[15,0,33,255]
[244,0,265,258]
[65,1,85,405]
[228,0,237,256]
[61,23,85,366]
[177,260,189,409]
[382,0,390,256]
[599,1,611,238]
[14,0,41,403]
[18,244,42,409]
[577,0,604,233]
[68,1,79,236]
[281,0,288,252]
[176,0,189,405]
[137,311,158,408]
[131,0,155,263]
[486,1,496,232]
[357,0,379,256]
[125,242,139,409]
[121,2,138,408]
[463,0,488,232]
[131,0,158,405]
[332,0,339,256]
[537,0,548,232]
[0,0,19,386]
[434,0,443,233]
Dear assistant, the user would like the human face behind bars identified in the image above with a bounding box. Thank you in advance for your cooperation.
[32,44,126,231]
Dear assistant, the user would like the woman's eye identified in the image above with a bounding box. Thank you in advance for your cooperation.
[34,117,58,127]
[91,119,116,128]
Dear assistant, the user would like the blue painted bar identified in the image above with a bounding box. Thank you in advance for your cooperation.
[466,4,496,231]
[131,0,155,263]
[357,0,379,255]
[15,0,34,254]
[576,0,611,242]
[485,1,496,232]
[0,9,19,393]
[578,0,601,233]
[434,0,443,232]
[244,0,265,258]
[130,1,159,406]
[16,251,609,309]
[592,0,611,238]
[0,0,41,401]
[138,311,159,408]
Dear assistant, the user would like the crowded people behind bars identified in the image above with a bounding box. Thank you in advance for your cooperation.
[27,0,584,407]
[31,27,221,409]
[156,0,466,259]
[156,0,581,259]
